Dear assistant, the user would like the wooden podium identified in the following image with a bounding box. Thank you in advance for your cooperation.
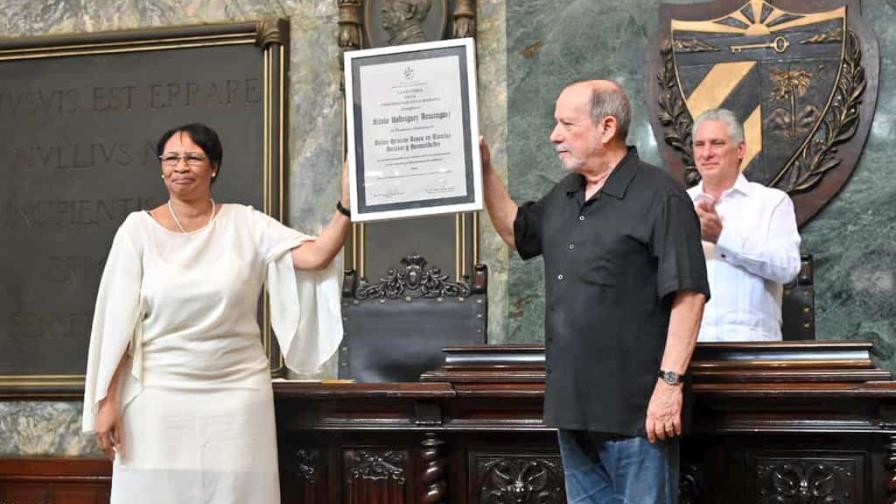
[272,341,896,504]
[4,341,896,503]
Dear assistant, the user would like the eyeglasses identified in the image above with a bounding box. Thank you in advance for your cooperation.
[159,152,208,167]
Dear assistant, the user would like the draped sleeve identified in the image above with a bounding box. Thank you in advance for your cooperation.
[250,208,343,374]
[82,214,144,433]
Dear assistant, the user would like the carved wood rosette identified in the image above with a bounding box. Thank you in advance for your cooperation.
[344,449,410,504]
[354,254,472,300]
[421,434,447,504]
[292,448,321,484]
[472,454,565,504]
[756,457,858,503]
[283,448,325,503]
[646,0,879,226]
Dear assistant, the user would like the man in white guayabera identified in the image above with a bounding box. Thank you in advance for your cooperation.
[688,108,802,342]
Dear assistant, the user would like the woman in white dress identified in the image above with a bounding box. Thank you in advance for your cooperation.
[81,123,351,503]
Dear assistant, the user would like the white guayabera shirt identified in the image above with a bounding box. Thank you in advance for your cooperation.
[688,174,801,342]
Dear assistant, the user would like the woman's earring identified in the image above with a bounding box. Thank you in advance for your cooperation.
[161,173,166,179]
[212,172,217,178]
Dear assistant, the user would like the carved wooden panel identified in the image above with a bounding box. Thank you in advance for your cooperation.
[469,452,565,504]
[885,434,896,504]
[344,448,411,504]
[0,458,111,504]
[754,453,862,503]
[281,447,325,504]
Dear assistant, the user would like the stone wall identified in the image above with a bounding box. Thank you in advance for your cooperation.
[2,0,894,457]
[504,0,896,365]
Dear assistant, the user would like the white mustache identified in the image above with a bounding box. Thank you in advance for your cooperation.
[554,145,570,154]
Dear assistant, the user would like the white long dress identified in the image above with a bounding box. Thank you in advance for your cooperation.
[81,204,342,504]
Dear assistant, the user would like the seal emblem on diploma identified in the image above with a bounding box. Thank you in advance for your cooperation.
[344,38,482,222]
[646,0,879,225]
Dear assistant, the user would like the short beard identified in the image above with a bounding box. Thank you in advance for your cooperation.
[555,145,581,172]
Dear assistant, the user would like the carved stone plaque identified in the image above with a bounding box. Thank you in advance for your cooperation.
[0,21,289,394]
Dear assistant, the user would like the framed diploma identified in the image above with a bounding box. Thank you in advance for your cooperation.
[344,37,482,222]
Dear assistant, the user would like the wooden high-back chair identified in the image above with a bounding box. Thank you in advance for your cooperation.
[338,254,488,382]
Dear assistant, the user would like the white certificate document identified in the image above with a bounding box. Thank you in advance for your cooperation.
[359,56,466,206]
[345,38,482,222]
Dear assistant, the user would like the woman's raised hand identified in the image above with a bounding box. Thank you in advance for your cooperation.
[340,158,351,209]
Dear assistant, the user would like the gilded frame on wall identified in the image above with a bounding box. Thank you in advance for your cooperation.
[0,20,290,397]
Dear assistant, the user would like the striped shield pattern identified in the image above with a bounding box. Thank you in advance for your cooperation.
[671,0,845,188]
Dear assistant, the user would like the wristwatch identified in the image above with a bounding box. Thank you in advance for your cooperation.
[658,369,684,385]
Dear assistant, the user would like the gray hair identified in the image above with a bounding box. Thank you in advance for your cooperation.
[590,84,631,141]
[692,108,744,145]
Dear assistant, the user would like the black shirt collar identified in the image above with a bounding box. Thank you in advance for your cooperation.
[564,146,641,199]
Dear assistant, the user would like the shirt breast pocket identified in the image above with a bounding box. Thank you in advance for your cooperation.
[575,230,639,287]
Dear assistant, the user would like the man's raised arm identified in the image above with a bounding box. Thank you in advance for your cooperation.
[480,137,519,249]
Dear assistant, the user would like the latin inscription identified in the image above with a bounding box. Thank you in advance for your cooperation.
[0,78,262,117]
[11,141,160,171]
[0,44,265,366]
[2,197,158,228]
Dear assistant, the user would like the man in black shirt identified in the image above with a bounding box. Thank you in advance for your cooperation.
[480,80,709,504]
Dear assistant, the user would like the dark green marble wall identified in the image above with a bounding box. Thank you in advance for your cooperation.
[504,0,896,370]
